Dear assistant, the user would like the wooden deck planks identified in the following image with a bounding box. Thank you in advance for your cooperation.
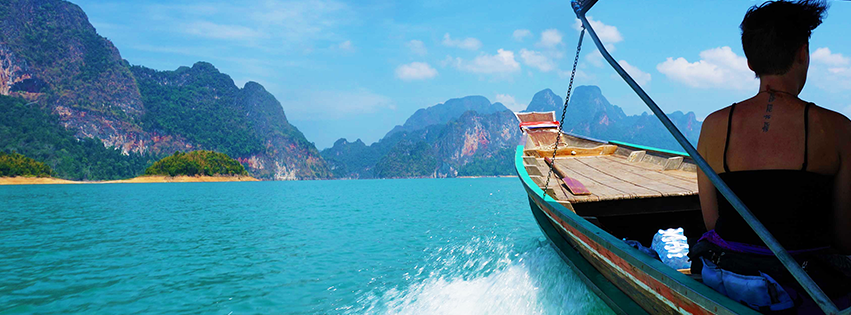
[557,158,662,199]
[525,152,699,203]
[578,156,697,194]
[603,155,698,183]
[550,160,632,201]
[531,160,573,201]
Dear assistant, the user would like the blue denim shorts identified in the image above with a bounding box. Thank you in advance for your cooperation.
[701,257,795,311]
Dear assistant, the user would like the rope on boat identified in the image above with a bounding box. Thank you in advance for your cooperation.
[569,1,846,313]
[543,27,585,199]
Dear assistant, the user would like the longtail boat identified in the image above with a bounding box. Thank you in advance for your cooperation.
[516,0,851,313]
[514,112,758,314]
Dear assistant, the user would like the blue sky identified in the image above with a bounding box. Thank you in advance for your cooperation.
[74,0,851,149]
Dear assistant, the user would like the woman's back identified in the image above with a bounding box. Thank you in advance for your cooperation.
[697,90,851,253]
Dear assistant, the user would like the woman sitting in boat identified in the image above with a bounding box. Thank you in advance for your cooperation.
[692,0,851,312]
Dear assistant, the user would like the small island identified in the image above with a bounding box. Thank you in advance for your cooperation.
[0,152,53,177]
[133,150,257,183]
[0,152,77,184]
[0,150,257,185]
[143,150,249,177]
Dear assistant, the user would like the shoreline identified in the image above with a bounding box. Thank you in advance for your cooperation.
[0,175,259,185]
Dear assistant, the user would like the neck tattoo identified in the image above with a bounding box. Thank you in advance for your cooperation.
[762,91,774,132]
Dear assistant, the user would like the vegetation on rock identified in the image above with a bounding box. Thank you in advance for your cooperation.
[0,95,156,180]
[0,152,52,177]
[132,64,264,157]
[144,150,248,177]
[457,148,516,177]
[373,140,439,178]
[1,0,332,180]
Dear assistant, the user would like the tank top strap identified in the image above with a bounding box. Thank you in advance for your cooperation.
[723,103,737,173]
[802,102,812,171]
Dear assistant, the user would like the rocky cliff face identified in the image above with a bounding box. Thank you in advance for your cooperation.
[323,106,521,179]
[432,110,521,176]
[0,0,331,179]
[525,86,701,151]
[0,0,149,152]
[131,63,330,180]
[239,81,330,180]
[385,95,508,137]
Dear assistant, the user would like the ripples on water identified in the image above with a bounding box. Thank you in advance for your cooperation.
[0,178,611,314]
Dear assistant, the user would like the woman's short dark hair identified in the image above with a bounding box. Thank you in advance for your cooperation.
[740,0,828,77]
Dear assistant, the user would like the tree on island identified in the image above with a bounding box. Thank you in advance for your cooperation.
[0,152,53,177]
[144,150,248,177]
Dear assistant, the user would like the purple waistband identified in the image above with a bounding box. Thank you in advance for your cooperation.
[699,230,830,256]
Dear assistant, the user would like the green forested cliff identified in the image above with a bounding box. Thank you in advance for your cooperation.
[0,95,155,180]
[131,64,331,179]
[132,63,264,157]
[0,0,332,180]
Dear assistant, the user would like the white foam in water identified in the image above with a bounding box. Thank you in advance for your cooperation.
[350,237,611,315]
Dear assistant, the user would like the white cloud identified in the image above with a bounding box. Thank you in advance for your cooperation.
[559,69,595,81]
[246,0,352,44]
[828,67,851,75]
[337,40,353,51]
[586,49,605,67]
[395,62,438,81]
[812,47,850,66]
[617,60,651,86]
[284,89,396,119]
[495,94,525,111]
[184,21,264,40]
[406,40,427,56]
[573,17,621,68]
[573,16,622,45]
[657,46,757,90]
[519,49,555,72]
[513,29,532,42]
[536,29,563,48]
[809,48,851,91]
[442,33,482,50]
[811,65,851,91]
[446,49,521,74]
[141,0,355,51]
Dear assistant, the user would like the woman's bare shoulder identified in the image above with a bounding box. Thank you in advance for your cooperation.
[810,103,851,125]
[700,105,734,135]
[808,103,851,154]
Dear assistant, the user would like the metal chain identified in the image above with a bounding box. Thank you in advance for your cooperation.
[543,27,585,198]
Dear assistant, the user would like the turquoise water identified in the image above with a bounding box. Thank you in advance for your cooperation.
[0,178,612,314]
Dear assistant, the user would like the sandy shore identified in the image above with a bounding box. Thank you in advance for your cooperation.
[0,175,259,185]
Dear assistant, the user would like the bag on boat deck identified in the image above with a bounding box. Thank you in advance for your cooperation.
[700,257,795,311]
[690,240,851,312]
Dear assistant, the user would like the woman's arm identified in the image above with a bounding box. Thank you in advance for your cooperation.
[697,113,722,231]
[832,116,851,254]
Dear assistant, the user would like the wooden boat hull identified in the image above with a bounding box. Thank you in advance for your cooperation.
[515,144,758,315]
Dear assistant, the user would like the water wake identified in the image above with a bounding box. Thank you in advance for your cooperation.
[348,236,612,315]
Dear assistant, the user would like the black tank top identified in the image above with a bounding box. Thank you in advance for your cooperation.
[714,102,835,250]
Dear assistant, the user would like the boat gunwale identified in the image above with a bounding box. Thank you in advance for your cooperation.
[514,143,759,315]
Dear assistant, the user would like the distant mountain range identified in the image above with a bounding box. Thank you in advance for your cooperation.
[322,108,520,179]
[0,0,702,181]
[0,0,329,179]
[323,86,702,179]
[385,95,508,137]
[528,86,701,151]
